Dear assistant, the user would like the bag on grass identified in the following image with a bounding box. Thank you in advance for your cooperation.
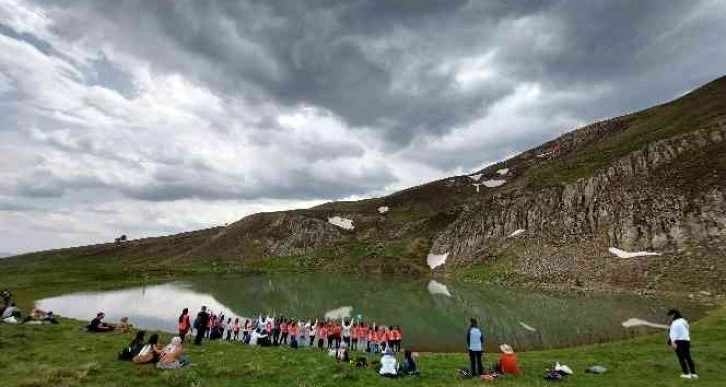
[458,367,472,379]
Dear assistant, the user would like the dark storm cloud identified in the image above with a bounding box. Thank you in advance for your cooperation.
[3,0,726,253]
[33,0,726,153]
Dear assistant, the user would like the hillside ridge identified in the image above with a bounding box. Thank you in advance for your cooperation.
[6,76,726,292]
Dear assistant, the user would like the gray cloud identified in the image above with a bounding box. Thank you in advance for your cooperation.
[1,0,725,252]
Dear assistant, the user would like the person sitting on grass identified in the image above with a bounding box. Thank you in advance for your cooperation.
[21,308,58,325]
[118,317,134,333]
[494,344,521,375]
[378,347,398,378]
[88,312,115,332]
[156,337,190,369]
[1,302,21,321]
[119,331,146,360]
[133,333,163,364]
[337,342,350,363]
[398,350,419,376]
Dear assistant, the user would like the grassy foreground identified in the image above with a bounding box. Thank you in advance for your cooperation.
[0,306,724,386]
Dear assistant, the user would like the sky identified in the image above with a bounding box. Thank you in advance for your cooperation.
[1,0,725,254]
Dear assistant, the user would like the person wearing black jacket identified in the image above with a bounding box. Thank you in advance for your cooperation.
[194,306,210,346]
[118,331,146,360]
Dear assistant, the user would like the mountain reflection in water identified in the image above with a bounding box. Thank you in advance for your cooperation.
[36,274,699,352]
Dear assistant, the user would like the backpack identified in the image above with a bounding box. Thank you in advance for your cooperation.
[544,370,563,381]
[458,367,472,379]
[355,357,368,368]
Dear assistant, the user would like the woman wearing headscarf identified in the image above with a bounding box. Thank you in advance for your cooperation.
[378,347,399,378]
[157,336,190,369]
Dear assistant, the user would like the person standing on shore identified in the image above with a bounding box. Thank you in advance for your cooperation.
[667,309,697,379]
[178,308,190,343]
[193,306,210,346]
[466,318,484,376]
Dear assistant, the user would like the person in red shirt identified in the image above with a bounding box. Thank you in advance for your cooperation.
[288,321,299,349]
[317,322,328,350]
[366,326,375,353]
[280,319,289,345]
[331,322,342,349]
[178,308,191,343]
[372,326,383,354]
[392,326,402,352]
[495,344,522,375]
[357,323,368,351]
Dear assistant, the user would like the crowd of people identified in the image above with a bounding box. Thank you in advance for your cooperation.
[0,289,58,325]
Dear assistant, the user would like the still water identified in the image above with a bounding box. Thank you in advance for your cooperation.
[36,274,699,352]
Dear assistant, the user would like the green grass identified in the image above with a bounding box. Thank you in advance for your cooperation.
[1,307,724,386]
[2,256,725,386]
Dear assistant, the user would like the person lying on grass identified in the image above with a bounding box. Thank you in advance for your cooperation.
[133,334,163,364]
[119,331,146,361]
[21,308,58,325]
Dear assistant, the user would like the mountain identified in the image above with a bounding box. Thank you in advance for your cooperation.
[7,76,726,292]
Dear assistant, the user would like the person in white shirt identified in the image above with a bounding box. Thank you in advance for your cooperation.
[667,309,697,379]
[378,348,398,378]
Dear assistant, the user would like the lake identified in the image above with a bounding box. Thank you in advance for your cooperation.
[36,274,700,352]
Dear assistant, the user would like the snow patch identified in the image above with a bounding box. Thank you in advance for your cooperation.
[536,151,555,158]
[472,183,482,193]
[608,247,660,259]
[496,168,509,175]
[621,318,668,329]
[325,306,353,320]
[482,179,506,188]
[509,229,525,237]
[377,206,389,214]
[328,216,354,230]
[427,252,449,269]
[519,321,537,331]
[427,280,452,297]
[468,174,482,181]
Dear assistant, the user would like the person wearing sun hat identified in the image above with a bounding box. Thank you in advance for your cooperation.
[494,344,521,375]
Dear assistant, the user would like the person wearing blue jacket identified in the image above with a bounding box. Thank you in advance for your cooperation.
[466,318,484,376]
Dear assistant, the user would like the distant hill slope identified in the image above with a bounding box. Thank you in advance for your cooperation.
[7,76,726,292]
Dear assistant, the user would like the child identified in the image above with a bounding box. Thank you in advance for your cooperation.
[337,342,350,363]
[225,318,233,341]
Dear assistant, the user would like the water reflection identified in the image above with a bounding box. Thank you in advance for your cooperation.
[36,274,698,352]
[37,283,245,333]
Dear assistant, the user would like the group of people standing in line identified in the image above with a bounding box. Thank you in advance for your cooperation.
[177,306,404,355]
[175,306,417,377]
